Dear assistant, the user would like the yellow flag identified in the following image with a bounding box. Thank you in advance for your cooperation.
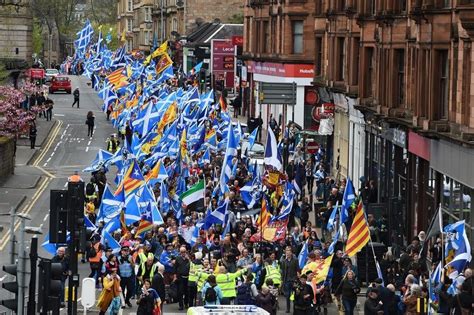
[144,41,168,65]
[302,255,334,284]
[157,101,177,133]
[120,29,126,42]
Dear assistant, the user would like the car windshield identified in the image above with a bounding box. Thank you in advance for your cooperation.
[46,69,59,75]
[55,77,68,81]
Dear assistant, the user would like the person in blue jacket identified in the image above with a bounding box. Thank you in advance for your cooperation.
[202,275,223,306]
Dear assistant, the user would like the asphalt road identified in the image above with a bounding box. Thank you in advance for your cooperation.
[0,76,362,315]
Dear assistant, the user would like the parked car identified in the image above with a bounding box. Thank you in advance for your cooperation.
[49,76,71,94]
[45,68,59,83]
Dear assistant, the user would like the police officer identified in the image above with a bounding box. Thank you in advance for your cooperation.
[188,251,204,307]
[118,246,135,308]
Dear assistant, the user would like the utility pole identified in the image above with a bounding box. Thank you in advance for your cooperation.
[27,237,38,315]
[48,32,52,68]
[16,213,32,315]
[9,206,16,264]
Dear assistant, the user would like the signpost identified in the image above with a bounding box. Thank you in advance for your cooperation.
[258,82,297,123]
[211,39,235,89]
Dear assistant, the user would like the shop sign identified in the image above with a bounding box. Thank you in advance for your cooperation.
[246,60,314,78]
[382,128,407,148]
[211,39,235,88]
[232,35,244,46]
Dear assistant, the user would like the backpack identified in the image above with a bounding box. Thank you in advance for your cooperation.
[88,246,97,258]
[86,183,95,196]
[236,283,255,305]
[205,285,217,303]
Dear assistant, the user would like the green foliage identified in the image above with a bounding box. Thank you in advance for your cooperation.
[32,19,44,55]
[228,13,244,24]
[0,63,9,84]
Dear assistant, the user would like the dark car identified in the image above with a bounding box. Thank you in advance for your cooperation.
[49,76,71,94]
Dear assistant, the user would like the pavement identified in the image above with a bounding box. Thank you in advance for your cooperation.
[0,77,366,315]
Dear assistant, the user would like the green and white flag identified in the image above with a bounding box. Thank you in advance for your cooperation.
[179,179,205,210]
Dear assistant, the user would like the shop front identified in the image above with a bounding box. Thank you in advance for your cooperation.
[430,139,474,245]
[246,61,314,129]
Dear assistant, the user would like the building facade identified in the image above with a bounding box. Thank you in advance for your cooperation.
[0,1,33,64]
[242,0,315,131]
[313,0,474,247]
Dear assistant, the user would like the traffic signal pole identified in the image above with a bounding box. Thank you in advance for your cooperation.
[17,216,27,314]
[9,206,16,264]
[27,237,38,315]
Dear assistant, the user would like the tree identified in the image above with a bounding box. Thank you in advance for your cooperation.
[88,0,117,25]
[32,18,44,56]
[228,13,244,24]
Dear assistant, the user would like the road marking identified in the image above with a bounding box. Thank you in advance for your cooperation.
[85,147,89,152]
[87,140,91,146]
[0,275,6,282]
[43,214,49,222]
[0,177,52,251]
[64,182,68,188]
[54,114,65,117]
[39,223,43,229]
[43,162,47,167]
[46,157,51,163]
[36,166,55,178]
[32,120,63,167]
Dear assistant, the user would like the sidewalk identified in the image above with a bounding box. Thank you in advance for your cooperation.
[0,116,57,222]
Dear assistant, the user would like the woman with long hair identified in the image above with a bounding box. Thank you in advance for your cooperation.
[336,270,360,315]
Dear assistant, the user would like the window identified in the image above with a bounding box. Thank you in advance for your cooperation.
[395,49,405,106]
[438,50,449,119]
[337,0,346,11]
[263,21,269,53]
[395,0,407,13]
[128,0,133,12]
[351,37,360,85]
[172,18,178,32]
[127,39,133,52]
[145,7,152,22]
[144,31,150,46]
[127,18,133,32]
[315,37,323,76]
[337,37,345,81]
[462,42,471,124]
[364,47,374,97]
[292,21,304,54]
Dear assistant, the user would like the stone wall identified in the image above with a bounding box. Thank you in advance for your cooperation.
[0,137,15,183]
[185,0,243,34]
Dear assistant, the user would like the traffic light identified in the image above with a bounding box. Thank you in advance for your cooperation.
[67,182,86,253]
[1,264,18,312]
[50,190,68,243]
[38,259,63,314]
[199,68,206,84]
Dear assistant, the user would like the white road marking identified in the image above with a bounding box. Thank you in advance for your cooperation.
[64,182,68,188]
[43,214,49,222]
[50,152,55,157]
[0,275,6,282]
[85,147,89,152]
[39,223,43,229]
[43,162,47,167]
[87,140,91,146]
[54,114,65,117]
[46,157,51,162]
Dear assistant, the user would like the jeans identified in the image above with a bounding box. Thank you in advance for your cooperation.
[120,276,135,303]
[342,299,356,315]
[283,281,293,311]
[46,109,52,121]
[88,124,94,137]
[176,276,189,308]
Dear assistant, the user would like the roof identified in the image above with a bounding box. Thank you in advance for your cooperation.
[184,23,243,47]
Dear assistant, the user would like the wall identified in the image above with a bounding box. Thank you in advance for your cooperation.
[0,5,33,63]
[185,0,242,34]
[0,137,15,182]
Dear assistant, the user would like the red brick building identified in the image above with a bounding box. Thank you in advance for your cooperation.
[242,0,315,130]
[312,0,474,245]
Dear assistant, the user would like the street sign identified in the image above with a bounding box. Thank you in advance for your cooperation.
[81,278,96,309]
[307,142,319,154]
[259,82,297,105]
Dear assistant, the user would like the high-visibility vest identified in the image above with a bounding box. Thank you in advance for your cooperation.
[196,272,209,292]
[216,268,247,298]
[140,262,157,280]
[189,261,203,284]
[264,264,282,285]
[89,243,102,263]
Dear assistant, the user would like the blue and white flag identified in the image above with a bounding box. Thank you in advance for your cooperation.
[102,230,121,253]
[203,198,229,229]
[298,240,309,269]
[247,127,258,150]
[83,149,114,172]
[264,127,282,171]
[219,124,238,193]
[341,178,355,224]
[444,220,472,279]
[97,184,123,223]
[160,180,171,214]
[327,201,340,231]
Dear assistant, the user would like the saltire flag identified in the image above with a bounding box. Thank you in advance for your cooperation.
[97,184,123,223]
[160,180,171,213]
[219,95,227,112]
[157,65,174,83]
[240,177,261,209]
[106,67,128,90]
[203,198,229,229]
[219,123,238,193]
[189,61,203,75]
[123,196,142,225]
[264,127,282,171]
[42,233,71,256]
[85,215,97,232]
[190,222,203,246]
[74,19,94,58]
[83,149,114,172]
[375,261,385,286]
[328,227,339,255]
[301,255,334,284]
[135,203,154,236]
[103,215,121,235]
[179,179,205,211]
[327,201,340,231]
[102,230,121,253]
[429,262,442,306]
[247,127,258,150]
[340,177,355,224]
[345,201,370,257]
[298,239,309,269]
[271,182,295,222]
[221,216,231,238]
[198,147,211,166]
[115,159,145,197]
[444,220,472,279]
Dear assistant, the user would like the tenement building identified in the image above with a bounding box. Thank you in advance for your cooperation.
[312,0,473,247]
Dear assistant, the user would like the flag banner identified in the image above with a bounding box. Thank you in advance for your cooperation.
[179,179,205,210]
[301,255,334,284]
[345,201,370,257]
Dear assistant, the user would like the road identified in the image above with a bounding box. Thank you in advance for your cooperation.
[0,76,363,314]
